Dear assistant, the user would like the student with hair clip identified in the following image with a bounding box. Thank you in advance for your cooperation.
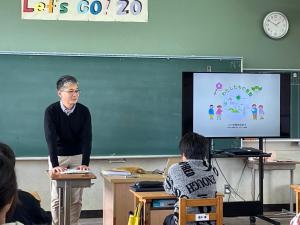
[44,75,92,225]
[163,132,218,225]
[0,144,19,225]
[0,143,51,225]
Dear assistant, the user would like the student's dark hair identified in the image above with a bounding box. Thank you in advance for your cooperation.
[56,75,78,90]
[0,143,16,166]
[179,132,208,160]
[0,144,17,215]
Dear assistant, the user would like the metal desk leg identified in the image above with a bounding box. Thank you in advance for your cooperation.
[64,181,72,225]
[58,187,64,225]
[290,169,294,212]
[252,167,256,200]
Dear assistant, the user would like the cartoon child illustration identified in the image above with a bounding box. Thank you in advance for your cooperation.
[216,105,223,120]
[258,105,264,119]
[208,105,214,120]
[251,104,257,120]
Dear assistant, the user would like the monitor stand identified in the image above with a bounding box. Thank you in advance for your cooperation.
[209,137,281,225]
[254,137,281,225]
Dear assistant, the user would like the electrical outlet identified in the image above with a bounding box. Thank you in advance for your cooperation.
[224,184,231,194]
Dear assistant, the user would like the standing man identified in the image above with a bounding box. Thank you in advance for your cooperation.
[44,75,92,225]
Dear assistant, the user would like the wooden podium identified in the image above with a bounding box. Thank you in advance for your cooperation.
[48,172,97,225]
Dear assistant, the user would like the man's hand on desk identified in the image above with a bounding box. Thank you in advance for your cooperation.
[51,165,90,174]
[52,166,67,173]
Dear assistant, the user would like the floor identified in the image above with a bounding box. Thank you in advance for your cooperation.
[223,212,293,225]
[79,212,294,225]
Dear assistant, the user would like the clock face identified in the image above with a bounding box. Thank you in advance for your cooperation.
[263,12,289,39]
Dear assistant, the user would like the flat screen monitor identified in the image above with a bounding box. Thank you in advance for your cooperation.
[182,72,290,138]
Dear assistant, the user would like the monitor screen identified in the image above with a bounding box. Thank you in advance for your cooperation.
[182,72,290,138]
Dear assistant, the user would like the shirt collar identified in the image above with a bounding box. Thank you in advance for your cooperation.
[60,101,76,116]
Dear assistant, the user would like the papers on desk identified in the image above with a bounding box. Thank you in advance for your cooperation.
[60,169,91,174]
[101,169,131,176]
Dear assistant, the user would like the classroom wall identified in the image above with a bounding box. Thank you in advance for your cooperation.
[1,0,300,69]
[2,0,300,212]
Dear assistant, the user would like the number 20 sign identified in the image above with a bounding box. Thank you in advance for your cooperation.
[21,0,148,22]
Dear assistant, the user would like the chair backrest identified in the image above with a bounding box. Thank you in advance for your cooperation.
[178,193,223,225]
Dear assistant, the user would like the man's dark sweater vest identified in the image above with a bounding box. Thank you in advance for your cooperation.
[44,101,92,167]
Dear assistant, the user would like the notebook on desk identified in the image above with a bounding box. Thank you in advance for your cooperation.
[130,181,164,192]
[60,169,91,174]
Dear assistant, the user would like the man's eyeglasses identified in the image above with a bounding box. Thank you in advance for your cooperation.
[62,89,80,94]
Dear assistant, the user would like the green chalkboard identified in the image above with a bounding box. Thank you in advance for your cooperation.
[0,54,241,157]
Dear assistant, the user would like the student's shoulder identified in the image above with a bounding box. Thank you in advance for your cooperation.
[168,160,202,173]
[168,162,182,173]
[18,190,39,203]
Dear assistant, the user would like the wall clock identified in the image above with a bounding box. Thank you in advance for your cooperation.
[263,11,289,39]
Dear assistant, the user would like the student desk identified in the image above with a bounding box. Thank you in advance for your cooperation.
[290,185,300,213]
[248,160,298,212]
[101,173,167,225]
[130,190,175,225]
[48,172,97,225]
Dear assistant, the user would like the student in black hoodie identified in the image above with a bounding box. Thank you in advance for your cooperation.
[0,142,51,225]
[0,144,17,225]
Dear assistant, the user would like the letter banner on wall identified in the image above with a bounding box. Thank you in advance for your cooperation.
[21,0,148,22]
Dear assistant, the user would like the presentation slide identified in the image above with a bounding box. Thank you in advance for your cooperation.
[193,73,281,137]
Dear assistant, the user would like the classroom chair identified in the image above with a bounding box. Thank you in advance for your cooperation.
[178,193,223,225]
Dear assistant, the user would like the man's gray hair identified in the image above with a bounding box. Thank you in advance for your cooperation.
[56,75,78,90]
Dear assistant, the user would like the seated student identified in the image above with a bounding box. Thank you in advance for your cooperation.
[0,143,51,225]
[163,132,218,225]
[0,147,19,225]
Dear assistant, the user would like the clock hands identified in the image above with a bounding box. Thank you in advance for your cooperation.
[267,19,282,27]
[275,21,281,26]
[267,19,276,25]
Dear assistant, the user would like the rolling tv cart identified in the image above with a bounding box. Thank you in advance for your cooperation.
[210,138,281,225]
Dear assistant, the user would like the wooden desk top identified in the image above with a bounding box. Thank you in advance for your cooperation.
[291,184,300,191]
[247,160,299,170]
[130,190,175,200]
[248,159,300,165]
[48,171,97,180]
[102,173,164,184]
